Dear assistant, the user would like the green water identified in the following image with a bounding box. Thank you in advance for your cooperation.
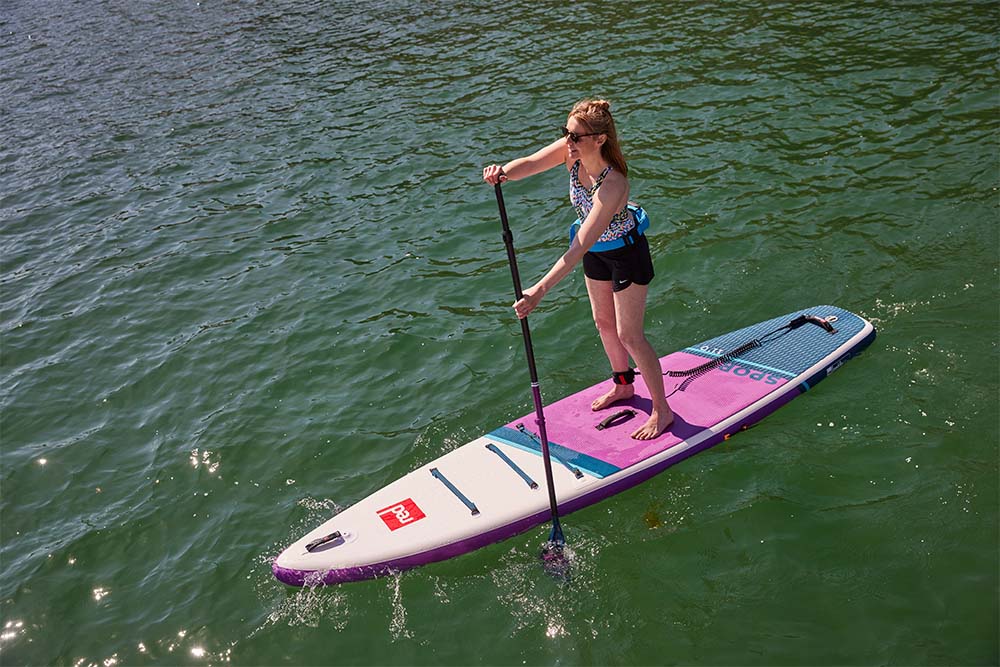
[2,1,997,665]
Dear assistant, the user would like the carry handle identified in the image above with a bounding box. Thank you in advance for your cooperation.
[596,409,637,431]
[789,314,837,334]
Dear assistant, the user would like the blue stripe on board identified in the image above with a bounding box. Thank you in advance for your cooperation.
[486,426,620,479]
[680,348,798,378]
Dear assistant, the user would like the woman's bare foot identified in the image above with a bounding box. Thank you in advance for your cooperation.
[591,384,634,411]
[631,408,674,440]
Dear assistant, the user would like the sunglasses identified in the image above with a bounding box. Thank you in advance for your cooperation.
[560,126,602,143]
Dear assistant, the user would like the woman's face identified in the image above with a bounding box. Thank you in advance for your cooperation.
[564,116,604,162]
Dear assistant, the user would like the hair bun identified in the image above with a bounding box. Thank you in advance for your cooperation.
[571,98,613,117]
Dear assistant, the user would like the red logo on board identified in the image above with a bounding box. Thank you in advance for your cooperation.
[377,498,426,531]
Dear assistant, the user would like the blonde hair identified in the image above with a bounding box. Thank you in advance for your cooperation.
[568,99,628,177]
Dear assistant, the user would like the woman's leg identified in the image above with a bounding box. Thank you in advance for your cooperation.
[586,276,635,410]
[612,283,674,439]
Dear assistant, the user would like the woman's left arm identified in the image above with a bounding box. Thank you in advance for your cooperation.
[513,175,629,319]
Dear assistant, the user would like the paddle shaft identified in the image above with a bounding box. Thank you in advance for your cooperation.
[493,183,564,541]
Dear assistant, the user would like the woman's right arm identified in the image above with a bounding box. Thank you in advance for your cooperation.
[483,138,566,185]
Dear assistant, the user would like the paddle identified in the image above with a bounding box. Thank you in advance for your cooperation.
[492,182,568,575]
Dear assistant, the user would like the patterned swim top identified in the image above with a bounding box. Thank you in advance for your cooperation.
[569,161,634,244]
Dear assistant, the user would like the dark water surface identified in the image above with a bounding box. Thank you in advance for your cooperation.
[2,1,997,665]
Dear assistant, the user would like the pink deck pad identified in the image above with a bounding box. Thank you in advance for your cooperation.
[503,351,790,471]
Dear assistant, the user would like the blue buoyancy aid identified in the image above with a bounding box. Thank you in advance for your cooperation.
[569,204,650,252]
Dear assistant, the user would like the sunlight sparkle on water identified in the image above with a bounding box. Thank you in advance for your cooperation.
[189,448,220,474]
[1,619,24,642]
[546,622,567,639]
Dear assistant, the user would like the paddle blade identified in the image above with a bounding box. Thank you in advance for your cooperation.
[540,539,571,580]
[540,520,570,580]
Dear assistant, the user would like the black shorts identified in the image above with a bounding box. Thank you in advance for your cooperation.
[582,234,655,292]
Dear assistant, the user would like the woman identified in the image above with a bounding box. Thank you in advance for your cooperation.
[482,99,674,440]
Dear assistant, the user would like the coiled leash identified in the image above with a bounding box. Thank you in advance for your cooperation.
[595,315,837,431]
[662,314,838,396]
[607,314,838,400]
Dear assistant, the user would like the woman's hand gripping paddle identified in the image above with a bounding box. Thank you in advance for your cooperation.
[493,182,570,579]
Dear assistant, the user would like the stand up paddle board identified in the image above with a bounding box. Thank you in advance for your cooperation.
[273,305,875,586]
